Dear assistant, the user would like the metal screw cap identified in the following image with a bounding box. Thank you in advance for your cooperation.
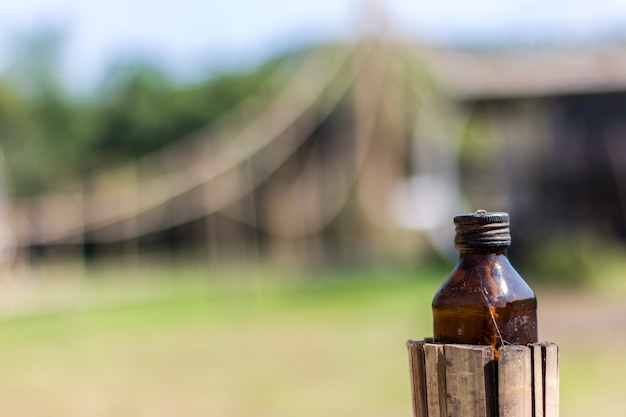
[453,210,511,250]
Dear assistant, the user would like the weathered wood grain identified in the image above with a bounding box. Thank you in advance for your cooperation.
[498,345,532,417]
[443,344,495,417]
[406,340,428,417]
[406,340,558,417]
[424,343,445,417]
[543,343,559,417]
[530,344,545,417]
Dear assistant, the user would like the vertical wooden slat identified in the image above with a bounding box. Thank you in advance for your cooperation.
[443,344,495,417]
[499,345,532,417]
[543,343,559,417]
[406,340,428,417]
[424,343,445,417]
[406,340,558,417]
[530,344,545,417]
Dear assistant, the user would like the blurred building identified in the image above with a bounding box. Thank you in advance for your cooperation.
[425,43,626,261]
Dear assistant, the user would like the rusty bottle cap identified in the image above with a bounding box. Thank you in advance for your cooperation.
[453,210,511,250]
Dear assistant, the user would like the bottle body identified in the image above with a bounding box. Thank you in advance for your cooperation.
[432,250,538,349]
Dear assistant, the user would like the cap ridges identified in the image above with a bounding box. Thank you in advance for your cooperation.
[453,210,511,250]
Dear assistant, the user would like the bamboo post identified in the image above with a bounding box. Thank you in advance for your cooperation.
[445,344,495,417]
[531,345,545,417]
[533,343,559,417]
[407,340,428,417]
[406,341,559,417]
[424,343,445,417]
[499,346,531,417]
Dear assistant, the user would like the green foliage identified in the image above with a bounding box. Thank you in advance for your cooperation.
[0,80,90,193]
[0,32,285,195]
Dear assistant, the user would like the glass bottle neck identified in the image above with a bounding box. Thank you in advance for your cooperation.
[458,248,509,259]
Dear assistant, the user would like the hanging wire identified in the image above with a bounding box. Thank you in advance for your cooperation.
[13,43,359,245]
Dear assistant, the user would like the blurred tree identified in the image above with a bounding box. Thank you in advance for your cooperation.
[85,55,283,169]
[0,27,95,194]
[0,27,284,195]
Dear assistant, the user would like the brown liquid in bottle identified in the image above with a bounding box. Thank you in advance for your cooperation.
[432,211,537,351]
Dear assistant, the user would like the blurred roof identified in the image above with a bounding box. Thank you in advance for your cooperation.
[421,42,626,100]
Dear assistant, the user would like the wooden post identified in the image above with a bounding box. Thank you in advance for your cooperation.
[444,344,495,417]
[531,343,559,417]
[407,341,428,417]
[423,343,445,417]
[499,345,532,417]
[406,341,559,417]
[543,344,559,417]
[531,345,545,417]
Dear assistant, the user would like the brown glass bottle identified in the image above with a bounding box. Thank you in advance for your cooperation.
[432,211,537,350]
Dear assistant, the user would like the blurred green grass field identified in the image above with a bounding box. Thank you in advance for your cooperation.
[0,261,623,417]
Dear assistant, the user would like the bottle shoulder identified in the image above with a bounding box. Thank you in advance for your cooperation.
[432,254,535,307]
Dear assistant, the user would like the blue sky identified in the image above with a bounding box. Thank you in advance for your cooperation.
[2,0,626,89]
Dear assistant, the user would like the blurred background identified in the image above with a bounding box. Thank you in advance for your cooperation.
[0,0,626,416]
